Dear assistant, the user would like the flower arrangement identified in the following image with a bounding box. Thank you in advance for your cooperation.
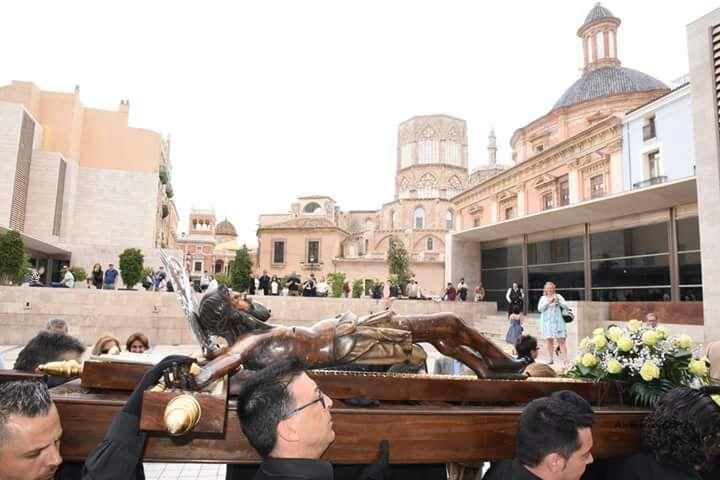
[566,320,711,407]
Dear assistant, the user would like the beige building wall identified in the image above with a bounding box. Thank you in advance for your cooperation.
[0,102,24,227]
[258,228,345,279]
[65,167,158,247]
[23,151,65,241]
[79,106,162,172]
[688,8,720,344]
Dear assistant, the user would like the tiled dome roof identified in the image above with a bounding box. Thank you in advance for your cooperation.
[582,3,616,28]
[552,66,668,110]
[215,219,237,236]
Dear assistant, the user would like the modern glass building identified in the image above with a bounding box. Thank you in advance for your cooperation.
[479,211,701,311]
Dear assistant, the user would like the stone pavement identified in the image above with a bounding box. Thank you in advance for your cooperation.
[143,463,226,480]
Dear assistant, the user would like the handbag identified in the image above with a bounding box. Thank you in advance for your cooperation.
[561,305,575,323]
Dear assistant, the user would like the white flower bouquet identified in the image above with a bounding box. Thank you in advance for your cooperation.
[566,320,711,407]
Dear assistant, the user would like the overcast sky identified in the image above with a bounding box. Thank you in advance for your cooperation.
[2,1,716,246]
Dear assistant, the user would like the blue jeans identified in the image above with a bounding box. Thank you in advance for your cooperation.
[51,282,69,288]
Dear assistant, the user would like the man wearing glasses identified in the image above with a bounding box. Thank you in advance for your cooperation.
[235,357,388,480]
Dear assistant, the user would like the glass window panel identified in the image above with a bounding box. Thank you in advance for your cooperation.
[679,287,703,302]
[482,289,512,311]
[590,223,668,259]
[527,289,585,313]
[590,254,670,287]
[528,263,584,290]
[481,246,522,268]
[678,252,702,286]
[527,236,584,265]
[676,217,700,252]
[481,268,523,291]
[591,288,670,302]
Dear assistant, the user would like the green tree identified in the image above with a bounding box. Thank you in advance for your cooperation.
[69,266,87,282]
[230,245,253,292]
[387,237,411,293]
[0,230,26,284]
[214,272,231,286]
[326,272,346,298]
[351,279,364,298]
[118,248,144,289]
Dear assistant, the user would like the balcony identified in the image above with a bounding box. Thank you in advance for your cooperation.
[633,176,667,189]
[300,262,323,271]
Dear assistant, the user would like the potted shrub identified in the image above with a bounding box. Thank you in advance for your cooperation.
[69,266,87,287]
[326,272,346,298]
[0,230,26,285]
[118,248,144,290]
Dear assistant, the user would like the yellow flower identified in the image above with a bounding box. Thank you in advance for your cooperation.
[655,325,669,339]
[618,336,634,352]
[675,334,693,349]
[581,353,599,368]
[607,326,622,342]
[593,327,605,337]
[642,331,659,347]
[593,335,608,349]
[639,361,660,381]
[579,337,591,349]
[688,358,709,377]
[628,319,642,332]
[606,358,624,374]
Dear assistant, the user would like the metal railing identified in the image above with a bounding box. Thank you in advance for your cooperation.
[633,176,667,189]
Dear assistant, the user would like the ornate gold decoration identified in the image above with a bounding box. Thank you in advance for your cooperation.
[164,394,202,436]
[37,359,83,377]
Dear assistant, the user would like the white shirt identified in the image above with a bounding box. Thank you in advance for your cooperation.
[316,281,329,295]
[271,281,279,295]
[206,279,219,293]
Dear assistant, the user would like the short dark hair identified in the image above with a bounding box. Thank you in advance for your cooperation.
[516,393,594,467]
[126,332,150,351]
[0,380,53,446]
[642,386,720,474]
[515,335,538,358]
[511,304,521,315]
[236,358,306,457]
[14,331,86,372]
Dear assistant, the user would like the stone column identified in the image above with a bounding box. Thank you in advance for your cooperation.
[687,8,720,344]
[568,169,580,204]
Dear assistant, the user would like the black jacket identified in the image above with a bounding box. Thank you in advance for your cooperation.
[616,453,704,480]
[483,459,541,480]
[56,412,146,479]
[254,458,333,480]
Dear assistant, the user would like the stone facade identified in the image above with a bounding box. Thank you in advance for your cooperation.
[257,116,503,296]
[447,5,701,315]
[176,209,249,281]
[0,82,179,283]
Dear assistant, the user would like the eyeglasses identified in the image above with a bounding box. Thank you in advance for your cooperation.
[283,390,327,419]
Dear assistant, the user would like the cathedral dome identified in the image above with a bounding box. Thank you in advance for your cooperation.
[215,218,237,237]
[552,66,668,110]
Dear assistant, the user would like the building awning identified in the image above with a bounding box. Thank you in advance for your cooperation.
[0,226,71,257]
[453,177,697,243]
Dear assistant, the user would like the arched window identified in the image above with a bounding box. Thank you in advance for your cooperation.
[303,202,322,213]
[414,207,425,229]
[389,209,396,229]
[214,260,224,274]
[446,210,454,231]
[427,237,434,251]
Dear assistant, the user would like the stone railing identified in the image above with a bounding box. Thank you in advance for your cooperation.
[0,286,498,346]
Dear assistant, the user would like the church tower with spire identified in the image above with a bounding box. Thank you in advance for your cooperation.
[487,126,497,166]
